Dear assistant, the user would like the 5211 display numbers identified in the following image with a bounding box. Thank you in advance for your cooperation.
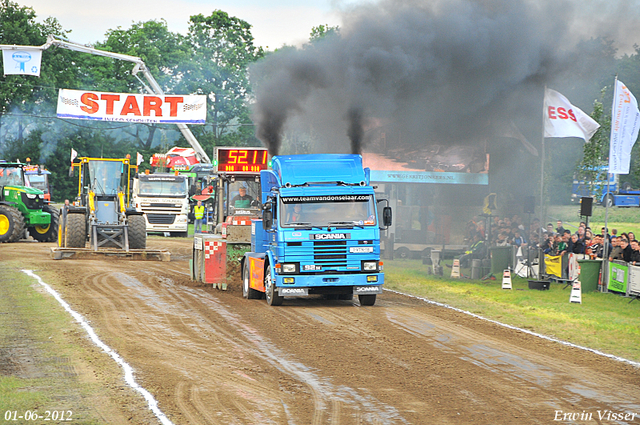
[4,410,73,421]
[215,147,269,173]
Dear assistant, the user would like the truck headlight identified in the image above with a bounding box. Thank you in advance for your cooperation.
[281,263,298,273]
[362,261,378,271]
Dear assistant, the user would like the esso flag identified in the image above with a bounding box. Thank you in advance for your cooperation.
[57,89,206,124]
[544,88,600,142]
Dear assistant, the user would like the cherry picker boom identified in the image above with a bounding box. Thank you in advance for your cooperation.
[0,35,211,165]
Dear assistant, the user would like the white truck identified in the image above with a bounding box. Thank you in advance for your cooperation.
[132,173,190,236]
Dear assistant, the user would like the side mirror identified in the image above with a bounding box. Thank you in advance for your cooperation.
[68,166,74,178]
[262,202,273,230]
[383,206,392,227]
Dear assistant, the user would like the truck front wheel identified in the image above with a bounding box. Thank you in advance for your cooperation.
[265,266,283,306]
[604,194,615,208]
[243,261,262,299]
[358,294,376,306]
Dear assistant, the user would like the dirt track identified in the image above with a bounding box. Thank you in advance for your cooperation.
[3,237,640,424]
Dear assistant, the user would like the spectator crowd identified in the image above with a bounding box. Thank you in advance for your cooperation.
[462,214,640,265]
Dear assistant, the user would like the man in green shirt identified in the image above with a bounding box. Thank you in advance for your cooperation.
[232,186,254,209]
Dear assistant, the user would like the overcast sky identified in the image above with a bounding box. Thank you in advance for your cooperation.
[22,0,357,49]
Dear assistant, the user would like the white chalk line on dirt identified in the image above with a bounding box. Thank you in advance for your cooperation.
[384,288,640,368]
[22,270,174,425]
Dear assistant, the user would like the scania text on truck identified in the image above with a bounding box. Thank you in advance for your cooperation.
[241,154,392,306]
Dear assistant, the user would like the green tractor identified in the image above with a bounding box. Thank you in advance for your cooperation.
[0,161,59,243]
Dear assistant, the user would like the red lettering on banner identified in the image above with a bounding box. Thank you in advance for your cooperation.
[557,107,569,120]
[144,96,163,117]
[100,94,120,115]
[548,106,577,122]
[80,93,99,114]
[120,95,142,116]
[164,97,184,117]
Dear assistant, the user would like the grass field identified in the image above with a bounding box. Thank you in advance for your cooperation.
[547,204,640,236]
[0,268,113,423]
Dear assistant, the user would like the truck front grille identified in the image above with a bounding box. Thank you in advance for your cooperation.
[146,214,176,224]
[313,241,347,267]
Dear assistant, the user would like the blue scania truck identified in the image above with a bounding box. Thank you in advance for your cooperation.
[240,154,392,306]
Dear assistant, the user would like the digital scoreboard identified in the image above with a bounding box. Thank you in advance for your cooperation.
[214,147,269,174]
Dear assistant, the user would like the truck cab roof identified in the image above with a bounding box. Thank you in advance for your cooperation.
[271,154,369,187]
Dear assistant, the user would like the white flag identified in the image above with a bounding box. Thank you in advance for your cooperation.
[70,148,78,163]
[544,88,600,142]
[2,48,43,76]
[137,152,144,166]
[609,80,640,175]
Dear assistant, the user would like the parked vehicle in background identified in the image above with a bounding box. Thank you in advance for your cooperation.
[0,161,58,243]
[24,164,52,202]
[572,165,640,207]
[132,172,190,237]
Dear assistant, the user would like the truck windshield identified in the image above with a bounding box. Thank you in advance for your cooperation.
[228,181,261,209]
[138,178,188,197]
[27,174,47,192]
[89,161,123,195]
[280,195,376,227]
[0,167,25,186]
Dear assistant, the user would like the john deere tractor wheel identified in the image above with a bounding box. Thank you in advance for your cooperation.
[0,205,25,243]
[65,213,86,248]
[128,215,147,250]
[28,205,60,242]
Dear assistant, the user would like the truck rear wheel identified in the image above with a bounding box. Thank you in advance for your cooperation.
[0,205,23,243]
[358,294,376,306]
[396,247,411,259]
[264,266,283,306]
[29,205,59,242]
[65,213,86,248]
[128,215,147,249]
[243,261,262,299]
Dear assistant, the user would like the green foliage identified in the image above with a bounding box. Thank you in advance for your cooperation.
[179,11,264,153]
[309,24,340,42]
[0,0,72,116]
[574,93,612,199]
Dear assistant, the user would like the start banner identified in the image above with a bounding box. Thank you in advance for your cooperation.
[57,89,206,124]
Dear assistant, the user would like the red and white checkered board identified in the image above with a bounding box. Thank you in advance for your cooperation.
[204,241,223,259]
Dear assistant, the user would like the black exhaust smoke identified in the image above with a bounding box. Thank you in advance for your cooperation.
[346,106,364,155]
[251,0,639,154]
